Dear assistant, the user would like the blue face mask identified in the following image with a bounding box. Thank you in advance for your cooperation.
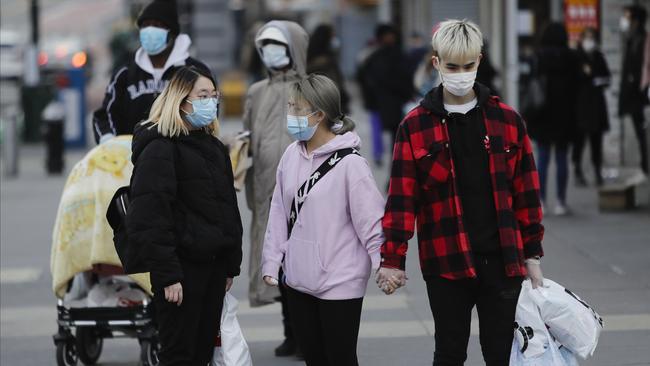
[184,98,219,128]
[287,111,319,141]
[139,26,169,55]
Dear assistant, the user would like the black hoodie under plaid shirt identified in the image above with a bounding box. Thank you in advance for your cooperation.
[380,84,544,279]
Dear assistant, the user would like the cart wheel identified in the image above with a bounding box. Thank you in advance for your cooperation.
[56,341,78,366]
[140,339,160,366]
[75,327,103,365]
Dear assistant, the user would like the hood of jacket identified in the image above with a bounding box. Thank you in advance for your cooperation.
[131,122,166,163]
[135,34,192,80]
[420,82,492,117]
[297,131,361,159]
[255,21,308,80]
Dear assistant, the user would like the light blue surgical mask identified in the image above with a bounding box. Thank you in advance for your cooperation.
[287,111,319,141]
[184,98,219,128]
[139,26,169,55]
[261,44,290,69]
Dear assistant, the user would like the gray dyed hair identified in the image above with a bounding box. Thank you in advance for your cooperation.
[290,74,355,134]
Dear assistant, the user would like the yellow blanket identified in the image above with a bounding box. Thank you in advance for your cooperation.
[50,136,151,298]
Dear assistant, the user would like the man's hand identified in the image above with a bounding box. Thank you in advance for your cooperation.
[376,268,407,295]
[263,276,279,286]
[164,282,183,306]
[225,277,234,292]
[525,257,544,289]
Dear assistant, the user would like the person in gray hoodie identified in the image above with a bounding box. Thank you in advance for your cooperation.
[242,20,309,357]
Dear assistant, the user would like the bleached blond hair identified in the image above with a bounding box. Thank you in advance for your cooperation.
[431,19,483,61]
[144,66,220,138]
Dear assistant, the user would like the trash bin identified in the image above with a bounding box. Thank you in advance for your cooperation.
[42,99,65,174]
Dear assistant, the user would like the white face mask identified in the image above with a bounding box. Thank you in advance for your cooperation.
[582,39,596,52]
[436,58,477,96]
[620,17,631,32]
[261,44,290,69]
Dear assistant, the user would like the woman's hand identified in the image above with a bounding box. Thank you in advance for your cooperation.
[164,282,183,306]
[263,276,279,286]
[225,277,234,292]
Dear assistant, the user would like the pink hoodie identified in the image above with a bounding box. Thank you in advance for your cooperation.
[261,132,385,300]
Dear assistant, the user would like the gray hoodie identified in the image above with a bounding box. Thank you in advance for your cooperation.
[243,20,309,306]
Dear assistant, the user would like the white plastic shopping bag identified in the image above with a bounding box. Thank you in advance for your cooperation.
[527,278,603,359]
[513,280,549,358]
[510,280,579,365]
[212,293,253,366]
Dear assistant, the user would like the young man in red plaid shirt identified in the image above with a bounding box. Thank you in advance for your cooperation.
[376,19,545,365]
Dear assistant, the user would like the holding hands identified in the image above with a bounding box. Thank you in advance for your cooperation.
[375,267,407,295]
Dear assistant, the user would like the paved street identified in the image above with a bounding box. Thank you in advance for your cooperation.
[2,87,650,365]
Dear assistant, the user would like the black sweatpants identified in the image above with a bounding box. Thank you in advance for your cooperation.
[426,253,523,366]
[286,286,363,366]
[153,259,227,366]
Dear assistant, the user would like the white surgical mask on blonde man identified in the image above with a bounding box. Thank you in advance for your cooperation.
[430,19,483,101]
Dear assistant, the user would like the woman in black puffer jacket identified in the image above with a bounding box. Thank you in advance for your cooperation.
[126,65,243,366]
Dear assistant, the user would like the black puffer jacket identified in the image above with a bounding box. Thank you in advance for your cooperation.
[127,122,243,290]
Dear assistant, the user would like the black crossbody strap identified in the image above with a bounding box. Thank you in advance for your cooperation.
[287,147,360,237]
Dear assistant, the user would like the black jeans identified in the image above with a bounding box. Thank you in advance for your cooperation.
[286,286,363,366]
[628,108,649,173]
[278,267,294,339]
[153,260,226,366]
[573,131,604,177]
[426,253,523,366]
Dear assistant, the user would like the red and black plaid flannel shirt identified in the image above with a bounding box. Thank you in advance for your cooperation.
[381,97,544,279]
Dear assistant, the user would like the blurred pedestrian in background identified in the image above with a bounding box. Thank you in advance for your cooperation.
[377,19,545,366]
[127,66,243,366]
[243,20,309,358]
[357,24,412,166]
[405,31,429,80]
[527,22,580,215]
[307,24,350,113]
[476,39,500,97]
[92,0,210,144]
[413,25,441,99]
[262,74,384,366]
[356,38,383,165]
[619,5,649,174]
[574,27,611,187]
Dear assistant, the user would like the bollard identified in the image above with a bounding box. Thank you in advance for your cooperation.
[2,111,20,177]
[42,100,65,174]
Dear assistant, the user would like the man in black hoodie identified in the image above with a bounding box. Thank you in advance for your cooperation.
[92,0,210,144]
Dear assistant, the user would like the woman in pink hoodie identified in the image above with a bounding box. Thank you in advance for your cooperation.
[261,74,385,365]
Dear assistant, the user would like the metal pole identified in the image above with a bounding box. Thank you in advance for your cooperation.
[505,0,519,109]
[24,0,40,86]
[3,110,20,177]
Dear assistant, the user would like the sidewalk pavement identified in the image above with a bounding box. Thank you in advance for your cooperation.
[1,93,649,365]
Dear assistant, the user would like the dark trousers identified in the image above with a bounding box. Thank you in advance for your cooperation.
[286,286,363,366]
[573,131,604,178]
[278,267,293,339]
[426,253,523,366]
[628,108,649,173]
[153,260,226,366]
[537,142,569,203]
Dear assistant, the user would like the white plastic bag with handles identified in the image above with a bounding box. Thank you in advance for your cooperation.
[212,293,253,366]
[510,280,579,365]
[528,278,603,359]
